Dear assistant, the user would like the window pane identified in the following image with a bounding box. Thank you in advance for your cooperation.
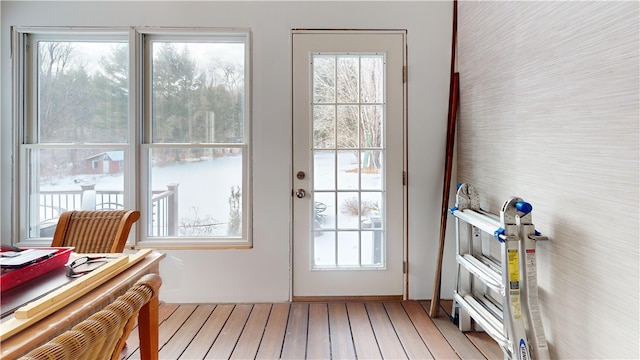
[360,191,382,229]
[314,230,336,267]
[151,42,245,144]
[148,147,243,238]
[337,192,360,229]
[37,41,129,143]
[360,105,383,148]
[336,56,358,103]
[337,231,359,266]
[360,56,384,103]
[313,151,335,191]
[337,105,359,148]
[313,191,335,232]
[27,147,126,238]
[313,105,335,149]
[361,152,383,191]
[313,55,335,103]
[337,150,358,190]
[361,230,384,266]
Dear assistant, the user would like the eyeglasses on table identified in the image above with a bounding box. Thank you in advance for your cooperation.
[66,256,118,278]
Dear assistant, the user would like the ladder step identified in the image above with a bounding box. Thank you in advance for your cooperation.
[456,254,503,294]
[454,292,510,350]
[452,209,503,238]
[477,208,500,221]
[476,293,503,321]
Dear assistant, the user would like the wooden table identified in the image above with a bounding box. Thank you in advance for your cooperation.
[0,250,165,359]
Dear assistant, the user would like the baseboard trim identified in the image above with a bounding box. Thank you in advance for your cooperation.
[292,295,403,302]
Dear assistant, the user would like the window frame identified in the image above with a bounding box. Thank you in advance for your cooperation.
[12,27,253,249]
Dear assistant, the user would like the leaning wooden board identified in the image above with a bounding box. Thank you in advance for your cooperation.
[0,248,152,341]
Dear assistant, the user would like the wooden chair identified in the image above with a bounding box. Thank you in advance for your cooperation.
[51,210,140,253]
[18,273,162,360]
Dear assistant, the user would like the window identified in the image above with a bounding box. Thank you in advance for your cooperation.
[13,28,252,247]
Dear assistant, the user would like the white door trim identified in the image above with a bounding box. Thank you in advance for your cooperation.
[291,29,408,299]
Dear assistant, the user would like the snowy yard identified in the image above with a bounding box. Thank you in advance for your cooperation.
[40,151,384,267]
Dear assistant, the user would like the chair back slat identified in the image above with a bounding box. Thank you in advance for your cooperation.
[51,210,140,253]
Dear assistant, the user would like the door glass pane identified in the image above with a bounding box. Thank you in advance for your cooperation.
[313,151,336,191]
[337,105,359,148]
[336,56,358,103]
[337,150,358,190]
[313,56,335,103]
[37,41,129,143]
[314,231,336,267]
[337,192,360,229]
[360,192,382,225]
[362,153,382,191]
[310,52,385,270]
[337,231,359,266]
[314,191,335,232]
[360,105,383,148]
[313,105,335,148]
[360,56,383,103]
[361,230,384,266]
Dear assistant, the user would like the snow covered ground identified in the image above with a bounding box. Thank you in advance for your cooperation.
[39,151,384,267]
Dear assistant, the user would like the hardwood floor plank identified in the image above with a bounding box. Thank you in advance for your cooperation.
[256,303,290,359]
[134,302,503,360]
[127,304,198,360]
[366,302,408,359]
[403,301,459,359]
[230,304,272,359]
[123,326,141,357]
[384,302,433,359]
[281,302,309,359]
[158,303,180,322]
[467,332,504,360]
[124,303,179,357]
[160,305,216,359]
[346,302,382,360]
[418,300,487,360]
[159,304,199,346]
[439,300,455,318]
[328,302,356,359]
[439,300,502,359]
[179,304,235,360]
[204,304,253,359]
[306,303,331,359]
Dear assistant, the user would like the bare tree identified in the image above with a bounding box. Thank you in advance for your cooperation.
[312,55,383,171]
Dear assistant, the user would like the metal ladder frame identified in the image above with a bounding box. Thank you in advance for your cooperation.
[451,183,550,359]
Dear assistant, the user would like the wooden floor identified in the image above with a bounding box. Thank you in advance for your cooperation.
[124,300,502,360]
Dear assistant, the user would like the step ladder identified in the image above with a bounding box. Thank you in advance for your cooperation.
[450,183,550,360]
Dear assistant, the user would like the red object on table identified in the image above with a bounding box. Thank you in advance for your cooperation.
[1,247,73,292]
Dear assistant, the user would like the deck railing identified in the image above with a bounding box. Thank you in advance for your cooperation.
[37,183,179,237]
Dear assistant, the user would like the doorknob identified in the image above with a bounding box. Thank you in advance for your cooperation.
[295,189,306,198]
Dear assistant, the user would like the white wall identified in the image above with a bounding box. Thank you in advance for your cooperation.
[456,2,639,358]
[0,2,453,302]
[0,3,2,242]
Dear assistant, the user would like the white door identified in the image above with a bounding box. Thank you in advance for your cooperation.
[292,30,407,298]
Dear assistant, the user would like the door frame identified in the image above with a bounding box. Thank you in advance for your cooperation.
[289,29,409,301]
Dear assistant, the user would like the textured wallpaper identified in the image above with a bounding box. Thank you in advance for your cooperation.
[456,1,639,358]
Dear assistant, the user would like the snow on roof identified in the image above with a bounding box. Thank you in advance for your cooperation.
[85,151,124,161]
